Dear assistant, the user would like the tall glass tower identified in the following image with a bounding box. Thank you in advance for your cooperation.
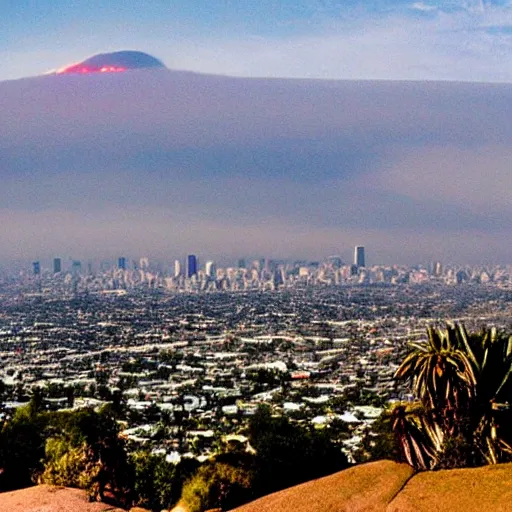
[187,254,197,278]
[174,259,181,278]
[53,258,62,273]
[354,246,365,267]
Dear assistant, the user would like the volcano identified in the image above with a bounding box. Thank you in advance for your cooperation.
[55,50,165,75]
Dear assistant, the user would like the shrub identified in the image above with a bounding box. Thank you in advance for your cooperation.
[181,462,254,512]
[38,439,102,499]
[41,408,134,505]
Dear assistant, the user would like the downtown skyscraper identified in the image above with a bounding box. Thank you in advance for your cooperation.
[354,246,365,267]
[187,255,197,278]
[53,258,62,273]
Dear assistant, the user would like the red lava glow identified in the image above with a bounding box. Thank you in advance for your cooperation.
[56,65,127,75]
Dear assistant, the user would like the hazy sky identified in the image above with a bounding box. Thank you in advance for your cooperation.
[3,0,512,82]
[1,1,511,266]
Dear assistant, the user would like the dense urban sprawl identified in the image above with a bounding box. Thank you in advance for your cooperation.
[0,257,511,463]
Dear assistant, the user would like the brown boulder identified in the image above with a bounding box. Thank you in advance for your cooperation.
[231,460,414,512]
[387,462,512,512]
[232,460,512,512]
[0,484,123,511]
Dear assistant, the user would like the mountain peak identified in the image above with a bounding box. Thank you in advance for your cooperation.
[54,50,166,75]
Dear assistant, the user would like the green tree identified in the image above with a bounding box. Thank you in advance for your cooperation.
[247,405,349,495]
[0,404,48,490]
[131,452,198,511]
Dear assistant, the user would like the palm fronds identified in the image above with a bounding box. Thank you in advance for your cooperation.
[392,324,512,470]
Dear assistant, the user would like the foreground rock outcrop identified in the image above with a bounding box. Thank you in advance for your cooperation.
[0,484,124,511]
[231,460,512,512]
[230,460,414,512]
[388,463,512,512]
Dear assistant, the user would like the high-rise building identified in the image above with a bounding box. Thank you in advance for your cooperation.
[238,258,246,269]
[205,260,216,279]
[187,255,197,278]
[33,261,40,275]
[174,259,181,278]
[53,258,62,273]
[118,257,127,270]
[354,246,365,267]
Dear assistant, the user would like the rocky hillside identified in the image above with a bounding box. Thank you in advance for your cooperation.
[230,459,512,512]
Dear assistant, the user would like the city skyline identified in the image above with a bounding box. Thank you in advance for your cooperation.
[21,247,512,277]
[20,249,510,294]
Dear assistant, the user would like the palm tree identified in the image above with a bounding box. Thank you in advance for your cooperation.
[461,327,512,464]
[394,324,512,469]
[395,325,476,434]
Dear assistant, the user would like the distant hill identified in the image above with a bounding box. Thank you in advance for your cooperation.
[229,459,512,512]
